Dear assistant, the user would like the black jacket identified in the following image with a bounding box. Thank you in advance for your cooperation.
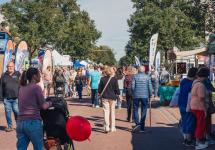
[0,71,20,99]
[98,76,120,100]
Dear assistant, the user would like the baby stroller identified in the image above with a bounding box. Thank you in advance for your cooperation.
[40,97,74,150]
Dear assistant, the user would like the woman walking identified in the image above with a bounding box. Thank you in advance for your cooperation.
[98,66,121,133]
[190,67,209,150]
[16,68,51,150]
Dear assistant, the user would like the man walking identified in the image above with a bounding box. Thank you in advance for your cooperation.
[132,66,152,132]
[0,61,20,132]
[89,66,101,107]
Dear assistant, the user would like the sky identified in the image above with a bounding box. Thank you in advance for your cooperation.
[0,0,134,60]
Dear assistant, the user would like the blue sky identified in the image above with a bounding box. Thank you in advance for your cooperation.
[0,0,133,60]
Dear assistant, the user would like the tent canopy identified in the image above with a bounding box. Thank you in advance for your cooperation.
[52,50,71,66]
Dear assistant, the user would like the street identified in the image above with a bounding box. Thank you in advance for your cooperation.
[0,97,214,150]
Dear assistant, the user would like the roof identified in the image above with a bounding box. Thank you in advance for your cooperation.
[175,47,206,58]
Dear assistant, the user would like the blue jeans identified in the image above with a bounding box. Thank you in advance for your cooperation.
[133,98,148,130]
[76,85,83,99]
[152,80,159,97]
[91,89,99,106]
[16,120,43,150]
[179,107,196,134]
[4,99,19,128]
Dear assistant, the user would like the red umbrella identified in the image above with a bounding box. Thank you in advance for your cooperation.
[66,116,92,142]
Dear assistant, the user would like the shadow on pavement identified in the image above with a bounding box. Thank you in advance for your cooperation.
[131,126,215,150]
[0,126,5,131]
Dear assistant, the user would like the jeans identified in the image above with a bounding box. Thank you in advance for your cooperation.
[117,90,123,108]
[91,89,99,106]
[152,80,159,97]
[76,85,83,99]
[16,120,43,150]
[133,98,148,130]
[3,99,19,128]
[179,107,196,134]
[64,82,70,96]
[126,93,133,121]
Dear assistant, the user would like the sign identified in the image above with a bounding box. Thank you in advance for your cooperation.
[134,56,141,66]
[42,49,52,73]
[149,33,159,67]
[15,41,29,71]
[176,62,186,74]
[155,51,161,72]
[3,40,14,72]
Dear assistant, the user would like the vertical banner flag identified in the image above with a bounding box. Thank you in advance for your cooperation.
[155,51,161,72]
[149,33,159,68]
[134,56,141,66]
[3,40,14,72]
[15,41,29,71]
[42,49,52,73]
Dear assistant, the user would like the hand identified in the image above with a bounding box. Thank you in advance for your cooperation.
[204,111,207,118]
[119,95,123,101]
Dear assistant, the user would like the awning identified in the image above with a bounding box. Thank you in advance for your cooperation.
[175,47,206,58]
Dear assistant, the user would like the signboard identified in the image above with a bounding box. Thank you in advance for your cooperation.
[149,33,158,67]
[155,51,161,72]
[176,62,186,74]
[42,49,52,73]
[3,40,14,72]
[15,41,29,71]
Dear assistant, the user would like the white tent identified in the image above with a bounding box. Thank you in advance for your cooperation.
[52,50,71,66]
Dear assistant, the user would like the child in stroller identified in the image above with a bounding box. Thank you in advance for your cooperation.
[40,97,74,150]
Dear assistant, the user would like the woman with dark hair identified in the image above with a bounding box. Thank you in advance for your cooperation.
[17,67,51,150]
[178,67,198,146]
[190,67,210,150]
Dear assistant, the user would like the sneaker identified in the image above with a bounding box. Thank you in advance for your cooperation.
[92,104,95,108]
[195,142,208,150]
[206,138,215,145]
[110,128,116,132]
[185,140,195,147]
[132,125,140,132]
[95,105,99,108]
[5,127,13,132]
[139,129,145,133]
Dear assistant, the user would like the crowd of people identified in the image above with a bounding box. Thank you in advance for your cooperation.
[177,67,215,150]
[0,60,215,150]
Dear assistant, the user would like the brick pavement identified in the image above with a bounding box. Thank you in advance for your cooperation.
[0,98,214,150]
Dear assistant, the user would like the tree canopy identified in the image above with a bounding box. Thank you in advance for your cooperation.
[90,45,117,66]
[123,0,215,64]
[1,0,101,59]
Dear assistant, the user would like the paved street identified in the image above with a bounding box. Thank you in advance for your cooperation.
[0,98,215,150]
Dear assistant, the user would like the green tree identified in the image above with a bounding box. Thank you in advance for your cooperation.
[125,0,215,63]
[1,0,101,59]
[90,45,117,66]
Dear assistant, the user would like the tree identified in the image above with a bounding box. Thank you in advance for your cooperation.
[125,0,215,63]
[90,45,117,66]
[1,0,101,59]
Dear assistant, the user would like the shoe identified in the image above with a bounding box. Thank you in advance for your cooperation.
[195,142,208,150]
[139,129,145,133]
[92,104,95,108]
[185,140,195,147]
[132,125,140,132]
[5,127,13,132]
[206,138,215,145]
[110,128,116,132]
[95,105,99,108]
